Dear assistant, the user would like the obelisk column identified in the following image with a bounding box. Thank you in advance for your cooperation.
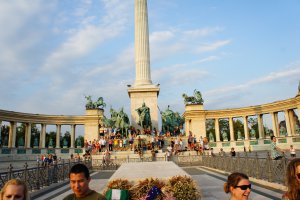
[134,0,152,85]
[128,0,160,131]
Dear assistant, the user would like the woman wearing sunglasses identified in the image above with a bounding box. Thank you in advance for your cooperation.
[282,158,300,200]
[224,172,251,200]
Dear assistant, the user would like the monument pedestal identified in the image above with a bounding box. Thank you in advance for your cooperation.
[128,85,159,131]
[109,161,189,182]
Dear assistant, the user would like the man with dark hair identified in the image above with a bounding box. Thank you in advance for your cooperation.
[63,163,106,200]
[270,135,284,160]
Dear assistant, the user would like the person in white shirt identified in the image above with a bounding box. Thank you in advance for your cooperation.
[290,145,296,158]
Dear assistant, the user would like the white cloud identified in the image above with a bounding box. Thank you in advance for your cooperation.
[183,27,223,38]
[206,67,300,96]
[196,40,231,53]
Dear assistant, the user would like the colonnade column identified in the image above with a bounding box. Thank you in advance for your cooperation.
[215,118,220,142]
[271,112,279,137]
[70,125,76,148]
[288,110,296,136]
[229,117,234,141]
[8,122,17,148]
[284,110,292,137]
[56,125,61,148]
[25,123,32,148]
[257,114,264,139]
[0,121,2,145]
[243,116,249,140]
[40,124,46,148]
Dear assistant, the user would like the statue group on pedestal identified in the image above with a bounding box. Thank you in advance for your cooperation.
[182,89,204,105]
[85,95,106,109]
[104,107,130,135]
[160,105,184,133]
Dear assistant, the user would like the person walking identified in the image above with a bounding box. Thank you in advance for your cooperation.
[224,172,252,200]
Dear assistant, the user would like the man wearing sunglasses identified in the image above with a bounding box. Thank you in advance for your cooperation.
[270,136,285,160]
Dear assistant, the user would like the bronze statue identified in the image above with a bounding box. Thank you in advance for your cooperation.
[182,89,204,105]
[85,95,106,109]
[136,102,151,129]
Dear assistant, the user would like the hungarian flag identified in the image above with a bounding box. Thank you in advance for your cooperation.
[105,189,129,200]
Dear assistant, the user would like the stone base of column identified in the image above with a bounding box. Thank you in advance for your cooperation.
[128,84,160,131]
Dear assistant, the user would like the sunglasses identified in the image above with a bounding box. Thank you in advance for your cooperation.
[297,174,300,179]
[235,184,252,190]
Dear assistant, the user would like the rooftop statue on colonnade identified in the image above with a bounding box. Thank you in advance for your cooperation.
[182,89,204,105]
[85,95,106,109]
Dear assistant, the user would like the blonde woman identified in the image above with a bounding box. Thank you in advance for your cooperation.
[0,179,29,200]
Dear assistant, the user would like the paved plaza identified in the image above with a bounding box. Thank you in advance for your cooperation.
[31,162,284,200]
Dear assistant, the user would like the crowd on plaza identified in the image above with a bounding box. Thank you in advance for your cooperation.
[82,128,214,161]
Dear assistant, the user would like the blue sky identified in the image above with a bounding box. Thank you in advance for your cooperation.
[1,0,300,127]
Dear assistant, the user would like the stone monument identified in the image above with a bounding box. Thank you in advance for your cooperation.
[128,0,160,130]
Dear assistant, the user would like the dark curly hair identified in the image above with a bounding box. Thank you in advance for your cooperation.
[224,172,249,193]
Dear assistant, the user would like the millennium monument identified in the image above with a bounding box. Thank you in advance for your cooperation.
[127,0,160,131]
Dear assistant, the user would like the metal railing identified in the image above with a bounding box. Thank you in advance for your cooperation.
[0,159,92,191]
[196,152,288,185]
[91,151,288,185]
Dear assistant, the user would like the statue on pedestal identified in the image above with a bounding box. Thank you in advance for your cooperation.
[76,138,82,148]
[33,137,39,147]
[208,132,215,142]
[279,126,287,136]
[48,138,54,148]
[237,131,242,140]
[136,102,151,129]
[295,124,300,135]
[18,137,24,147]
[250,129,256,139]
[63,138,68,148]
[222,130,228,141]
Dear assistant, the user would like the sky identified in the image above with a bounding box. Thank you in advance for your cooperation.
[1,0,300,132]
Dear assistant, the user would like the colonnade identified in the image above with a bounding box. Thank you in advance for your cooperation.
[184,95,300,147]
[0,109,104,149]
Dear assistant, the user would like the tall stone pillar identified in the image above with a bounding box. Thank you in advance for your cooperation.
[215,118,220,142]
[243,116,249,140]
[25,123,32,148]
[8,121,17,148]
[288,110,296,136]
[70,125,76,148]
[229,117,234,141]
[271,112,279,137]
[134,0,151,85]
[40,124,46,148]
[56,124,61,148]
[284,110,292,137]
[257,114,264,139]
[128,0,159,131]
